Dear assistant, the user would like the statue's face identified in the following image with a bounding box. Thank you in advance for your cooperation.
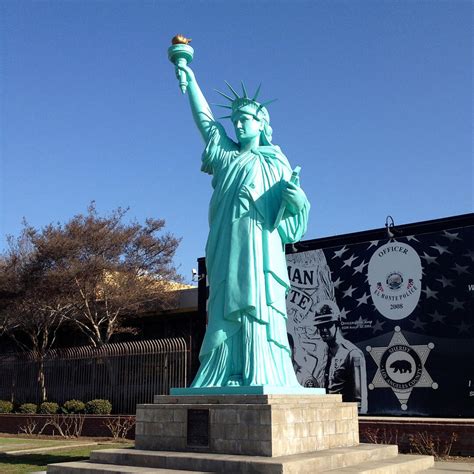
[232,111,263,144]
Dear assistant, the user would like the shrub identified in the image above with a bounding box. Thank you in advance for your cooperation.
[63,399,85,414]
[408,431,459,459]
[86,399,112,415]
[0,400,13,414]
[39,402,59,414]
[19,403,38,414]
[103,416,135,440]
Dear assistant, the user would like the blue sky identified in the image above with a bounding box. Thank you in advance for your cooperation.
[1,1,472,283]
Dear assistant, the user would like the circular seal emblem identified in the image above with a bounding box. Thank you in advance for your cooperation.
[386,271,403,290]
[368,242,422,320]
[380,344,423,390]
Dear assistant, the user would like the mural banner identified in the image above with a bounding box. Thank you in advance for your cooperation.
[286,223,474,417]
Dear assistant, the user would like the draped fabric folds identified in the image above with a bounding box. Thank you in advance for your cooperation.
[191,123,310,388]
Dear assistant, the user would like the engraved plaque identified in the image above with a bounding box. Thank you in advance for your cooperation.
[187,409,209,447]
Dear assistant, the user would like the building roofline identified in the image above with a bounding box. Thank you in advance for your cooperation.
[198,213,473,263]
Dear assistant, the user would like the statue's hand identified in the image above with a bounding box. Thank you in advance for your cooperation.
[282,181,306,215]
[175,63,196,84]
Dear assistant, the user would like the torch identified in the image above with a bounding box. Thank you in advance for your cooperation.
[168,34,194,94]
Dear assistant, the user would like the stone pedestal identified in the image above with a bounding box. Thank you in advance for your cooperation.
[135,394,359,457]
[47,393,434,473]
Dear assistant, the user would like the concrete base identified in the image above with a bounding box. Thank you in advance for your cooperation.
[136,394,358,457]
[47,393,434,473]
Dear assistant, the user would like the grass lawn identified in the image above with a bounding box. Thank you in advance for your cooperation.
[0,440,133,473]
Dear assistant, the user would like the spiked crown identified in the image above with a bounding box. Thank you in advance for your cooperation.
[214,81,276,122]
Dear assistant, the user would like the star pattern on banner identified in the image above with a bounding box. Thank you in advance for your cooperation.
[443,230,461,242]
[436,275,454,288]
[339,307,351,320]
[353,260,368,275]
[430,243,452,255]
[452,263,469,275]
[421,286,438,300]
[342,254,358,268]
[456,320,472,334]
[429,310,447,324]
[323,224,473,339]
[367,241,379,250]
[420,252,438,265]
[410,317,427,330]
[332,246,348,259]
[372,320,385,333]
[366,326,437,411]
[342,285,356,298]
[356,292,370,307]
[448,298,465,311]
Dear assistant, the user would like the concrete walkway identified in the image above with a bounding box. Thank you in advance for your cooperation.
[427,460,474,472]
[32,460,474,473]
[31,464,474,474]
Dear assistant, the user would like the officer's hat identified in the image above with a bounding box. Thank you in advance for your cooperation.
[314,300,340,326]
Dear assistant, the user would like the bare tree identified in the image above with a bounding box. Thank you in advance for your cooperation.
[0,227,71,401]
[0,204,182,399]
[21,203,182,347]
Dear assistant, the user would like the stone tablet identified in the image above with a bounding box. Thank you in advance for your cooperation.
[186,408,209,447]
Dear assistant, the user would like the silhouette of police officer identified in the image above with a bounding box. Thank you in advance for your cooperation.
[314,300,368,413]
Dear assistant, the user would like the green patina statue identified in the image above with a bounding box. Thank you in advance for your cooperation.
[169,36,313,392]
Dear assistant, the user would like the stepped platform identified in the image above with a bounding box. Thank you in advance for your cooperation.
[47,393,433,473]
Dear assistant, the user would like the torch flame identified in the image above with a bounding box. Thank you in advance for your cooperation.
[172,34,192,45]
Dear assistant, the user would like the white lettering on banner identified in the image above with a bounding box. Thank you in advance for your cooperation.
[287,288,313,313]
[368,241,422,321]
[287,265,315,289]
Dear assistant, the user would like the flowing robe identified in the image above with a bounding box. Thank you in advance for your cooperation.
[191,123,310,387]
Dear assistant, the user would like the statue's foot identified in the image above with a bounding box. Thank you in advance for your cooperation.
[226,376,242,387]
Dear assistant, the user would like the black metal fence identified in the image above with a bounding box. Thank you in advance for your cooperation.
[0,338,188,414]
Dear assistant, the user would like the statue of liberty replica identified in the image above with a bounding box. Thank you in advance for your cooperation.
[169,36,311,390]
[42,35,431,474]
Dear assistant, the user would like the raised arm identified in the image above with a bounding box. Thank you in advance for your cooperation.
[176,64,215,142]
